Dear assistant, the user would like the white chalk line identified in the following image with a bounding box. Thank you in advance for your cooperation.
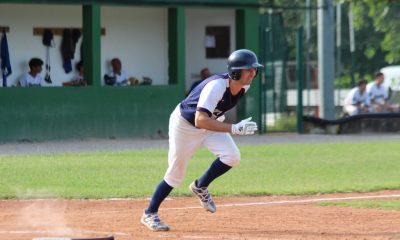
[88,193,400,214]
[163,193,400,210]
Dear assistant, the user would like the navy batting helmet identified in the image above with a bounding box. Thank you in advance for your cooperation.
[227,49,263,80]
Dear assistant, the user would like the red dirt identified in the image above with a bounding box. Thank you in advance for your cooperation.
[1,190,400,240]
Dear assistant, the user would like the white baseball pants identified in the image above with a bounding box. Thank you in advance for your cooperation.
[164,104,240,188]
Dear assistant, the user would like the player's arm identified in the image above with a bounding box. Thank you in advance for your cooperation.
[195,80,230,132]
[195,111,257,135]
[195,111,231,132]
[195,80,257,135]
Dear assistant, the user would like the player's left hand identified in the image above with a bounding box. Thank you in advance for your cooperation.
[231,117,258,135]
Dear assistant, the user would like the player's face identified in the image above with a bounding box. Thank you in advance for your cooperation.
[240,68,257,85]
[376,75,384,85]
[112,60,122,72]
[33,65,42,74]
[359,83,367,92]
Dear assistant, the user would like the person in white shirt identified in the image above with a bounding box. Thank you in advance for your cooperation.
[62,61,86,87]
[343,79,370,116]
[104,58,128,86]
[19,58,44,87]
[366,72,399,113]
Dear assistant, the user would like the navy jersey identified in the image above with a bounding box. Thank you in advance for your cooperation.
[180,73,249,126]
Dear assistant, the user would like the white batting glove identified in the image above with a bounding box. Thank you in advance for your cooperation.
[231,117,258,135]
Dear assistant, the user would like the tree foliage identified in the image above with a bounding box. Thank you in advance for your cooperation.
[259,0,398,87]
[347,0,400,64]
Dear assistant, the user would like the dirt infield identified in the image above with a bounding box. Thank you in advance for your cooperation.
[1,190,399,240]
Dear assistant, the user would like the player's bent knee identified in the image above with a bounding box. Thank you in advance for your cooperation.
[220,149,241,167]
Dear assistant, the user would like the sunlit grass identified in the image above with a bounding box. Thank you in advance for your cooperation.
[0,141,399,199]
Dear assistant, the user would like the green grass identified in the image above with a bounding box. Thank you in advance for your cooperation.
[0,141,399,199]
[318,200,400,211]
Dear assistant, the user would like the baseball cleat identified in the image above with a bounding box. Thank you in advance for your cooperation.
[189,180,216,213]
[140,211,170,231]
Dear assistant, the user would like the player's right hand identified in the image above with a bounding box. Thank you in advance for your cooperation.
[231,117,258,135]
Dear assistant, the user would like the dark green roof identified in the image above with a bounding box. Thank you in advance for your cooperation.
[0,0,262,7]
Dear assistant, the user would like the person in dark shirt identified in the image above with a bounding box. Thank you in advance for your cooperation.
[187,67,211,94]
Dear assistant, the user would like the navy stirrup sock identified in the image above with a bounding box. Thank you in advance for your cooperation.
[145,180,173,214]
[197,158,232,188]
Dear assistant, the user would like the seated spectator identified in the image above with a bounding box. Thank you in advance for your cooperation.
[104,58,128,86]
[62,61,86,87]
[187,67,211,94]
[367,72,399,113]
[343,79,370,116]
[19,58,44,87]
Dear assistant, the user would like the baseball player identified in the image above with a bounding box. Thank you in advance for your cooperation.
[343,79,370,116]
[366,72,399,113]
[19,58,44,87]
[104,58,128,86]
[140,49,263,231]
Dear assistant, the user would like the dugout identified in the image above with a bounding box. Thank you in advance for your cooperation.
[0,0,262,142]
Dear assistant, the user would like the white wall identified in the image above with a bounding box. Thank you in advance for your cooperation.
[0,4,168,86]
[0,4,82,87]
[185,8,235,91]
[287,89,351,107]
[101,6,168,85]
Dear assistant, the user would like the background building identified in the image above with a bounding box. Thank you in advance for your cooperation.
[0,0,261,142]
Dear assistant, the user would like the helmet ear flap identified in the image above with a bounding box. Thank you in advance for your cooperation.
[231,70,241,80]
